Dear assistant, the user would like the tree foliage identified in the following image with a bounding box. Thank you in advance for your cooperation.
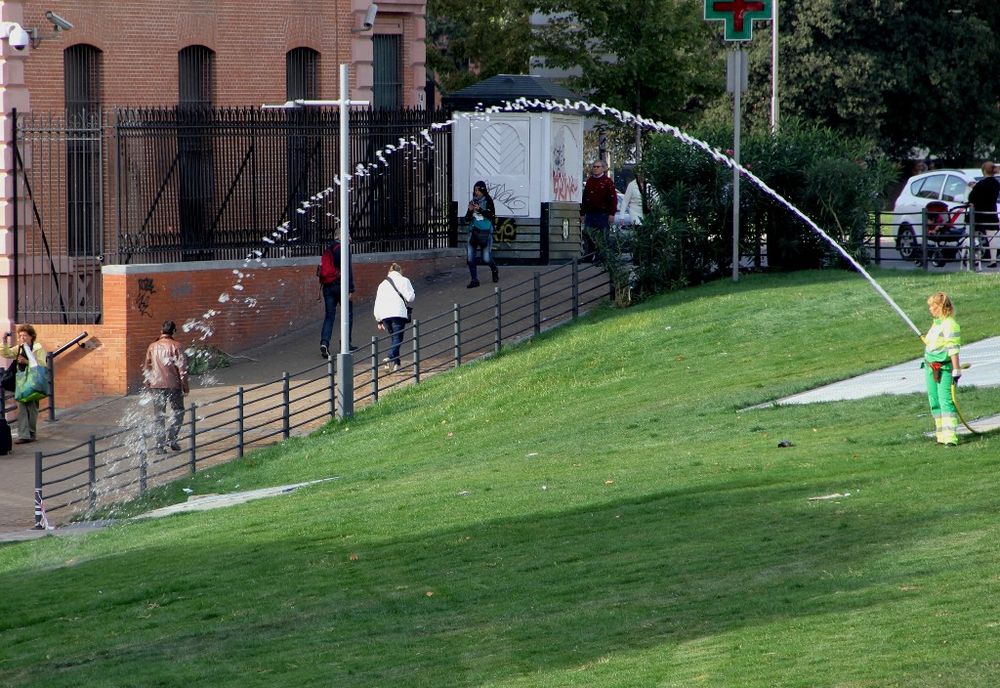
[743,0,1000,161]
[426,0,534,95]
[531,0,723,126]
[635,120,896,292]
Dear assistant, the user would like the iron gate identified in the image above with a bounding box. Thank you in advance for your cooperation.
[12,107,454,325]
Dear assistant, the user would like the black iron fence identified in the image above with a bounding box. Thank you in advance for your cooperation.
[32,261,611,528]
[13,107,454,324]
[868,206,999,271]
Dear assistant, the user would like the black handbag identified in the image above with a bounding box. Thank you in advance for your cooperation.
[1,365,15,393]
[1,346,20,392]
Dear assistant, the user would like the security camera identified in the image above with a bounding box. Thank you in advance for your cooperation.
[362,3,378,30]
[0,22,30,50]
[45,11,74,32]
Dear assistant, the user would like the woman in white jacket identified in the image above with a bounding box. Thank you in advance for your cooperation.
[373,263,416,372]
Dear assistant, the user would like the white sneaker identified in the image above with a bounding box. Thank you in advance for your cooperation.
[392,362,400,373]
[383,357,392,372]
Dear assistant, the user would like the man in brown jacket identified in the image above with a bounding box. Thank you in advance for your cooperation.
[143,320,189,453]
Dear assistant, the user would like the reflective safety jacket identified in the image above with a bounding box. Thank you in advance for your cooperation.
[924,316,961,363]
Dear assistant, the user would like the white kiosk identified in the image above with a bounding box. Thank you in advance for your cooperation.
[447,75,586,264]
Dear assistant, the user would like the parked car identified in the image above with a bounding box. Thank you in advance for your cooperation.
[890,169,982,260]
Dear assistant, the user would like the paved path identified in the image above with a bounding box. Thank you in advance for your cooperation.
[747,336,1000,433]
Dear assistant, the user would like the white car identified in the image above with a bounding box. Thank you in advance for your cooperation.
[890,169,982,260]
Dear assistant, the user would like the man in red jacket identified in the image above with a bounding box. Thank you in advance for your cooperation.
[579,159,617,261]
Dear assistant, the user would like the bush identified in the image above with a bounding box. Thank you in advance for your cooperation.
[636,120,896,295]
[186,344,233,375]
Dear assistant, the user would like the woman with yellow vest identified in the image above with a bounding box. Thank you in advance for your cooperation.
[922,292,962,446]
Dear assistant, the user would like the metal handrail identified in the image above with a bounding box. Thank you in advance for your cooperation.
[46,331,90,422]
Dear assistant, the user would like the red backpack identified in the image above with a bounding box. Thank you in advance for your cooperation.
[318,243,341,284]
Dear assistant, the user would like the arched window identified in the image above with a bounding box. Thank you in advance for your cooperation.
[286,48,322,245]
[179,45,215,107]
[178,46,216,258]
[286,47,319,100]
[64,44,102,256]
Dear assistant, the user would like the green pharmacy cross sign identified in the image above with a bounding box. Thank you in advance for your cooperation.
[704,0,772,41]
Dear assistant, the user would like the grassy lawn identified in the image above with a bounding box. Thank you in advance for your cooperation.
[2,268,1000,687]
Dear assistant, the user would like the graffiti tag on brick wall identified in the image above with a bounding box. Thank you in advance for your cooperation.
[135,277,156,317]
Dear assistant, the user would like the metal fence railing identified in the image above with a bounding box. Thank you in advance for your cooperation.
[32,260,611,527]
[13,107,455,325]
[868,206,999,271]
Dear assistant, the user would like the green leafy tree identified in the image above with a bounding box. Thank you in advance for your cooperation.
[743,0,1000,161]
[637,119,896,292]
[531,0,723,126]
[426,0,534,95]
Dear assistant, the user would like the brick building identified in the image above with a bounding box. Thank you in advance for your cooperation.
[0,0,431,409]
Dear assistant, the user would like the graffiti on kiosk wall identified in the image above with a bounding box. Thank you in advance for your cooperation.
[135,277,156,317]
[493,218,518,244]
[489,182,527,215]
[551,124,580,201]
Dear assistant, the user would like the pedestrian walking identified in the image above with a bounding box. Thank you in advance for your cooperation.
[463,181,499,288]
[580,159,617,261]
[0,325,47,444]
[968,161,999,268]
[921,292,962,446]
[374,263,416,372]
[318,236,356,357]
[143,320,189,454]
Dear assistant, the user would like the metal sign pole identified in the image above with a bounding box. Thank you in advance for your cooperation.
[732,54,740,282]
[728,49,747,282]
[771,0,779,133]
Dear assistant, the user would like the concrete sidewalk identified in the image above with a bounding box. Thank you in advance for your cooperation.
[747,336,1000,433]
[0,264,564,537]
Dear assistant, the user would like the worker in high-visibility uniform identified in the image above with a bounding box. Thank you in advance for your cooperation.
[922,292,962,446]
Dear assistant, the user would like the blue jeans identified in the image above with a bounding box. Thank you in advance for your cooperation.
[583,213,610,258]
[383,317,407,365]
[467,233,497,282]
[321,282,353,347]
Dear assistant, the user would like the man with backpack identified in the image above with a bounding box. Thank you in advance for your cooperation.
[318,237,356,358]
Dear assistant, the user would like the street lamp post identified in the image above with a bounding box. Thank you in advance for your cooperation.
[262,65,368,418]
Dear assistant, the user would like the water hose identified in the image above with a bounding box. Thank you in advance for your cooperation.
[951,363,980,435]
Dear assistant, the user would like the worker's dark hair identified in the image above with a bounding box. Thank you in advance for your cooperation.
[162,320,177,336]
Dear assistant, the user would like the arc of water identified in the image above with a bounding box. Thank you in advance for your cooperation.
[504,97,922,339]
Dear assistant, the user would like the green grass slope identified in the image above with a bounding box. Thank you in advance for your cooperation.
[2,269,1000,687]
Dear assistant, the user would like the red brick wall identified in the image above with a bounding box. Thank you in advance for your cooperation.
[32,252,457,409]
[20,0,424,110]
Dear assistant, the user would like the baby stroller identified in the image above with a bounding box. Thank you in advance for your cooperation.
[925,201,978,267]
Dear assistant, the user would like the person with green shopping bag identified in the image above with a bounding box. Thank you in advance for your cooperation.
[0,324,48,444]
